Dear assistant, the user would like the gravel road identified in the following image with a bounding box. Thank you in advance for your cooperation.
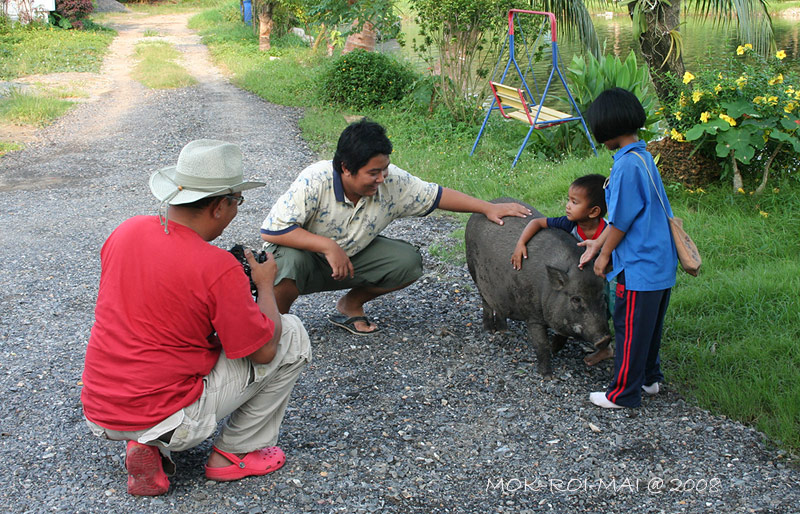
[0,12,798,514]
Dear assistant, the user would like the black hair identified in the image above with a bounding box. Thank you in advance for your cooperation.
[583,87,646,144]
[332,118,393,175]
[571,174,607,218]
[180,194,231,210]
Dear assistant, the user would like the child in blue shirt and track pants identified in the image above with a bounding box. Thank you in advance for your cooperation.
[579,87,678,409]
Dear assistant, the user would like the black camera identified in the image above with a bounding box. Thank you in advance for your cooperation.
[229,244,268,298]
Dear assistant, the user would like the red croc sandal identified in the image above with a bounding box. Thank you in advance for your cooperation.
[204,446,286,482]
[125,441,170,496]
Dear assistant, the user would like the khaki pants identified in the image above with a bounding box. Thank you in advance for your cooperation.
[86,314,311,470]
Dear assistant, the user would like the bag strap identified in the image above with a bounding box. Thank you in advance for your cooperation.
[630,151,670,219]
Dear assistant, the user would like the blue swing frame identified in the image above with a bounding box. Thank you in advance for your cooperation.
[470,10,597,167]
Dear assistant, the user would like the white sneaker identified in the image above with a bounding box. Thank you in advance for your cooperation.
[589,392,623,409]
[642,382,660,395]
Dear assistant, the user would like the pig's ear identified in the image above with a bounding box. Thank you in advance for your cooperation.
[546,265,568,291]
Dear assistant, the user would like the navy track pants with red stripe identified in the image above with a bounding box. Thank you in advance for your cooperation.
[605,278,671,408]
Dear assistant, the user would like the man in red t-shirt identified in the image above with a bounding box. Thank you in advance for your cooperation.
[81,139,312,496]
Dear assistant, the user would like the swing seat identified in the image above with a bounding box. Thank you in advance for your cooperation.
[490,82,571,126]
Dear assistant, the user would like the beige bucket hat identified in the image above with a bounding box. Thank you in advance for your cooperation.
[149,139,265,206]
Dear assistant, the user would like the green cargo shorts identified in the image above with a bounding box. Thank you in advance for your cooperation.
[266,235,423,295]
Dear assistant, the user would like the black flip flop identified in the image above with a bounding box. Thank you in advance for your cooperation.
[328,314,380,335]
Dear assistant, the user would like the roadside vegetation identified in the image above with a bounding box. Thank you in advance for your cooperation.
[0,18,114,80]
[131,40,197,89]
[0,141,24,156]
[0,88,75,124]
[191,1,800,454]
[0,15,114,148]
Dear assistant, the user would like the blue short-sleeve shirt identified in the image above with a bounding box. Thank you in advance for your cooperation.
[605,141,677,291]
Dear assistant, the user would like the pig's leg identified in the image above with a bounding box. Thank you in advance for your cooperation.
[481,297,507,332]
[527,323,553,378]
[481,297,497,331]
[551,334,567,354]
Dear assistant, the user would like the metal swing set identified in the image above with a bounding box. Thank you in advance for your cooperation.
[470,10,596,167]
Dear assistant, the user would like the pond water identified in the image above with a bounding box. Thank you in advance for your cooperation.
[572,13,798,72]
[394,11,799,77]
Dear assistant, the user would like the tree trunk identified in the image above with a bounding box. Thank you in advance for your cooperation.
[731,153,743,192]
[252,0,274,51]
[631,0,685,107]
[754,143,782,195]
[343,21,377,53]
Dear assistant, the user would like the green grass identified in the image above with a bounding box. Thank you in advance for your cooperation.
[131,40,197,89]
[0,21,115,80]
[772,1,800,12]
[189,6,321,106]
[195,2,800,453]
[0,141,24,156]
[126,0,230,15]
[0,88,75,125]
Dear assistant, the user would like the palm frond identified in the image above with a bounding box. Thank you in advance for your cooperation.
[686,0,774,54]
[533,0,602,58]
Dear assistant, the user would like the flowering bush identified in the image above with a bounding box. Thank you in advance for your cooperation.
[660,46,800,193]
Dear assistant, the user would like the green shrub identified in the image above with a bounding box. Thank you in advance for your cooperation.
[550,50,660,154]
[318,49,415,110]
[566,49,659,143]
[52,0,94,29]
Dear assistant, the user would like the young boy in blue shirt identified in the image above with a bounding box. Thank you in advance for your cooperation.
[510,174,608,270]
[579,87,677,409]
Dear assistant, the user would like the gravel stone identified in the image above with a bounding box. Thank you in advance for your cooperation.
[0,12,798,514]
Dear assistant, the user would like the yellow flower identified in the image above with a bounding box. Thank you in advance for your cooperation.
[796,91,800,100]
[786,87,795,95]
[767,96,778,105]
[753,96,765,104]
[720,113,737,126]
[714,83,723,94]
[745,43,753,50]
[675,111,683,121]
[670,128,685,142]
[776,50,786,60]
[683,71,696,84]
[785,102,797,113]
[735,75,748,89]
[760,210,769,218]
[692,91,703,103]
[700,111,711,123]
[768,74,783,85]
[736,45,746,55]
[718,72,724,80]
[737,187,745,194]
[679,92,688,107]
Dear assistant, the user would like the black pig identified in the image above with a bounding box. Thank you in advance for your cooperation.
[465,198,612,378]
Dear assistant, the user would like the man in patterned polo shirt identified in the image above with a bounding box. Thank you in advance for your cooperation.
[261,119,530,335]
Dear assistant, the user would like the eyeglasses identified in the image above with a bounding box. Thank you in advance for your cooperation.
[224,195,244,206]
